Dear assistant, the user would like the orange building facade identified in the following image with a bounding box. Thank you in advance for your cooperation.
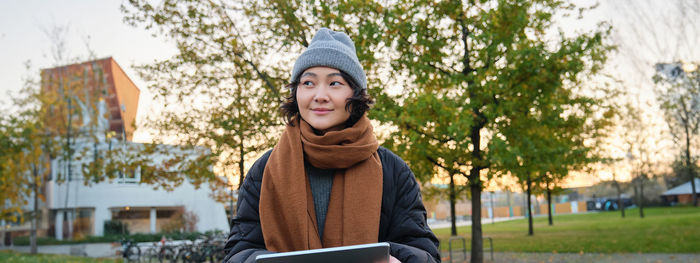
[41,57,139,141]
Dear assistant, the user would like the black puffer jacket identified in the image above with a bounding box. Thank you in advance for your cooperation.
[224,146,440,263]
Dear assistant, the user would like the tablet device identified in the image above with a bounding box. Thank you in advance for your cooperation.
[255,242,390,263]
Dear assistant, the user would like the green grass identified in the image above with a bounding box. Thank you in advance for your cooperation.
[433,206,700,253]
[0,250,118,263]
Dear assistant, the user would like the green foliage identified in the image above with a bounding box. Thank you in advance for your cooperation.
[121,1,616,261]
[670,158,699,187]
[367,0,616,192]
[122,0,285,196]
[364,0,615,246]
[12,231,204,246]
[0,116,30,222]
[103,220,129,236]
[0,107,53,222]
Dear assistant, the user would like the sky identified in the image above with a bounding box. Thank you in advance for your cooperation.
[1,0,698,188]
[0,0,177,143]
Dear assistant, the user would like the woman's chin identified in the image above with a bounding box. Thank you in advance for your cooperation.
[309,122,346,134]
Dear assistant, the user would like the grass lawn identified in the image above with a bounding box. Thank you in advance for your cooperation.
[0,251,118,263]
[432,206,700,253]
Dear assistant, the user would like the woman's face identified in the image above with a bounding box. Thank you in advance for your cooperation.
[296,66,354,133]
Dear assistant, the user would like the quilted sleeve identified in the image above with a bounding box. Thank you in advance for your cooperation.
[381,148,441,263]
[223,150,273,263]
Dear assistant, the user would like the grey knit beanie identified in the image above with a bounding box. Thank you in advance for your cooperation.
[291,28,367,90]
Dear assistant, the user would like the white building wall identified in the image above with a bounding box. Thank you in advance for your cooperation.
[48,135,229,237]
[48,178,229,236]
[42,81,228,238]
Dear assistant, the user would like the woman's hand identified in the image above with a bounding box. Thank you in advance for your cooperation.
[389,255,401,263]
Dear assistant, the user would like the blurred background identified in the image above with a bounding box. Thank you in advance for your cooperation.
[1,0,698,262]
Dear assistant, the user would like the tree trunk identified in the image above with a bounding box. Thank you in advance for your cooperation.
[633,182,639,213]
[64,96,73,240]
[238,138,245,188]
[547,188,553,226]
[686,124,698,206]
[232,139,245,221]
[614,174,625,218]
[470,180,483,263]
[639,177,645,218]
[468,99,486,263]
[527,174,533,236]
[31,164,38,254]
[449,172,457,236]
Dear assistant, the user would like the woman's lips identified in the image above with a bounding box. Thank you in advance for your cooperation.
[312,108,332,115]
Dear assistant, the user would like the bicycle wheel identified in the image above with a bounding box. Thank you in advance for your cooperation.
[162,247,176,262]
[175,248,193,263]
[143,247,158,263]
[125,245,141,262]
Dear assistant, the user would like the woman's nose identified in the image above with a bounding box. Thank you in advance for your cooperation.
[313,85,330,102]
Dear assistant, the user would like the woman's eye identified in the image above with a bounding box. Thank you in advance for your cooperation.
[302,81,314,86]
[330,81,344,86]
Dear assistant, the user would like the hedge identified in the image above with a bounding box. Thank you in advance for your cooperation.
[12,231,208,246]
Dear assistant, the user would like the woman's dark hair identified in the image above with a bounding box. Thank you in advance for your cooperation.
[280,70,374,128]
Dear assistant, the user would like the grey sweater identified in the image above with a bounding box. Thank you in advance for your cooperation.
[305,161,334,240]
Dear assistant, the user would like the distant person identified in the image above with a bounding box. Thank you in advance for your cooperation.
[223,28,440,263]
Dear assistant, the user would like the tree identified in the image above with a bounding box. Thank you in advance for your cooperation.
[35,24,138,240]
[121,0,287,221]
[610,0,700,207]
[669,156,699,189]
[653,62,700,206]
[122,2,613,262]
[593,155,630,218]
[0,117,34,231]
[1,80,57,253]
[372,0,612,258]
[495,86,611,234]
[0,25,113,244]
[620,100,665,217]
[237,0,611,260]
[542,176,564,226]
[613,171,626,218]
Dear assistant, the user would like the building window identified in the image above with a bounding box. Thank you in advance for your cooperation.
[55,159,83,181]
[118,166,141,184]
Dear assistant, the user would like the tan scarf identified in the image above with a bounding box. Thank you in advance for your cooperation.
[259,115,383,252]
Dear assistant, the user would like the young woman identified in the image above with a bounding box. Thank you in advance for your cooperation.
[224,28,440,263]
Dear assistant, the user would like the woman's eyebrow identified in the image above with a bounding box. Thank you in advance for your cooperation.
[327,72,343,77]
[301,72,317,78]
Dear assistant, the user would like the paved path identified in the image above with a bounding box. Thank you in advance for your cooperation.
[2,240,188,258]
[441,252,700,263]
[2,243,115,257]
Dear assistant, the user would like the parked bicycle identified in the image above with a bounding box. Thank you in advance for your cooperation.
[173,233,226,262]
[142,237,176,263]
[120,239,141,262]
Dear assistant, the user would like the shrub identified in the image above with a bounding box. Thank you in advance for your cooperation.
[12,231,204,246]
[103,220,129,236]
